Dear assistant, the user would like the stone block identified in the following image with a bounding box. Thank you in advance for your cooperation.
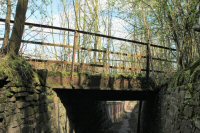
[35,86,43,93]
[195,118,200,130]
[8,119,20,128]
[38,104,48,113]
[21,125,34,133]
[7,126,20,133]
[0,103,5,113]
[9,96,16,102]
[23,117,35,125]
[16,101,30,109]
[169,104,179,117]
[5,102,15,111]
[183,105,193,118]
[192,92,200,106]
[44,98,53,104]
[15,92,29,97]
[14,108,21,114]
[33,106,39,113]
[33,93,39,101]
[185,91,192,99]
[0,97,7,103]
[10,87,21,93]
[25,95,33,102]
[6,91,14,98]
[180,120,193,133]
[194,107,200,115]
[0,114,4,122]
[22,107,35,117]
[25,93,39,102]
[194,128,200,133]
[194,83,200,92]
[39,94,46,101]
[28,101,35,106]
[10,87,34,94]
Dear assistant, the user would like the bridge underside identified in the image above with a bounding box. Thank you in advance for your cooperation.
[54,89,156,101]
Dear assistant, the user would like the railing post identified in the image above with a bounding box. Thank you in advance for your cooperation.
[137,100,143,133]
[146,43,150,82]
[71,31,78,80]
[103,47,109,74]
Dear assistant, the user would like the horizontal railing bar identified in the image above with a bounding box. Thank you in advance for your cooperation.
[27,58,164,73]
[19,39,142,56]
[0,37,177,63]
[99,57,176,63]
[0,18,176,51]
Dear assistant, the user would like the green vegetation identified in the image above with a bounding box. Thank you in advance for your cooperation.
[47,69,145,80]
[109,73,145,79]
[0,55,34,86]
[169,59,200,88]
[48,71,78,78]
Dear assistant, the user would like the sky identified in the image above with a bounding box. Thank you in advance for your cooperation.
[1,1,134,51]
[0,0,148,72]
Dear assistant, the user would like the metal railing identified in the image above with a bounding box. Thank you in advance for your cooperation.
[0,18,177,80]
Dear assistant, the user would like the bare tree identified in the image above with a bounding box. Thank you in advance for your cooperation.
[2,0,11,54]
[3,0,28,56]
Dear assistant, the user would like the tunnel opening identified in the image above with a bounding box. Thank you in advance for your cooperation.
[54,89,157,133]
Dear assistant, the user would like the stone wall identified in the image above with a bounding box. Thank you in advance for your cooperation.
[0,56,71,133]
[0,85,70,133]
[158,83,200,133]
[0,56,114,133]
[140,59,200,133]
[140,83,200,133]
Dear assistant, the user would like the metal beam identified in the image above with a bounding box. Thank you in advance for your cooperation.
[0,18,176,51]
[53,89,157,101]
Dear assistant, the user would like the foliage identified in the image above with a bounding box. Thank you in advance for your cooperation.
[109,72,145,79]
[0,55,34,86]
[113,0,199,69]
[48,71,77,78]
[169,59,200,87]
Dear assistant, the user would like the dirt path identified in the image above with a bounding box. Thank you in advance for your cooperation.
[107,102,139,133]
[117,113,132,133]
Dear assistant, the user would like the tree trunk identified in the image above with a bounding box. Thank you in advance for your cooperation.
[2,0,11,54]
[93,0,100,64]
[7,0,28,56]
[74,0,80,63]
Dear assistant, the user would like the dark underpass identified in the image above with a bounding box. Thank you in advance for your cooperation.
[54,89,157,133]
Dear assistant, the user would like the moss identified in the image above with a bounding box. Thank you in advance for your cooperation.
[0,55,37,86]
[48,71,79,78]
[169,59,200,88]
[6,91,14,97]
[189,59,200,73]
[187,83,193,94]
[190,65,200,83]
[109,73,142,80]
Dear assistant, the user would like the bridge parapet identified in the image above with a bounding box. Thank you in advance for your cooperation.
[37,69,151,91]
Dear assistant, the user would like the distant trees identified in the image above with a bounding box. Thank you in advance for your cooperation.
[1,0,199,71]
[112,0,200,69]
[157,0,200,69]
